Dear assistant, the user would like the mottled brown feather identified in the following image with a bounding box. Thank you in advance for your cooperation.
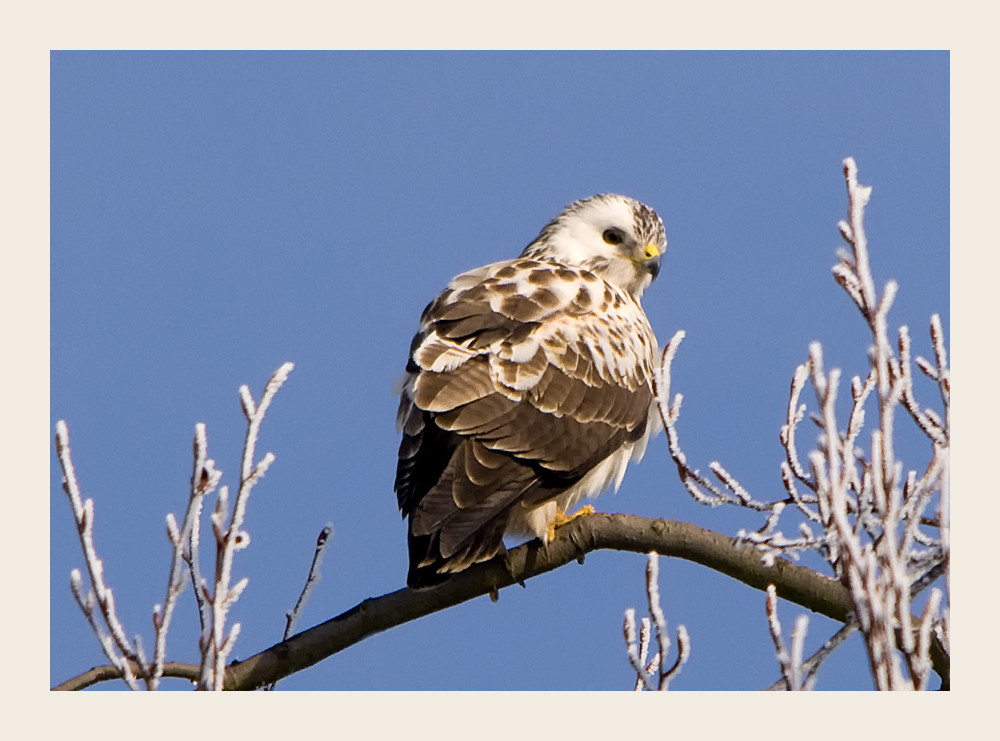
[395,252,658,587]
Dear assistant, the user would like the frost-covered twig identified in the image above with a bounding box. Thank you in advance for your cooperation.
[56,363,294,691]
[200,361,294,690]
[56,421,142,689]
[654,332,774,512]
[622,552,689,690]
[766,619,857,691]
[183,430,213,636]
[150,423,221,689]
[656,331,833,568]
[764,545,945,692]
[658,158,948,689]
[765,585,815,690]
[801,159,948,689]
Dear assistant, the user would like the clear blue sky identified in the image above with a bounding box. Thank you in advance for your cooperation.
[50,51,949,690]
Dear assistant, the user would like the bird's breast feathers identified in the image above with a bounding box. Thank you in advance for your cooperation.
[411,257,657,399]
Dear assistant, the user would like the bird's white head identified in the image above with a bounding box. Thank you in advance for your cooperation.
[521,194,666,299]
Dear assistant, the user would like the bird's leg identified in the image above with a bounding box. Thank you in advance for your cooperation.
[544,505,595,544]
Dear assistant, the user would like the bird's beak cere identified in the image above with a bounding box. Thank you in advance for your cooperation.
[641,243,662,280]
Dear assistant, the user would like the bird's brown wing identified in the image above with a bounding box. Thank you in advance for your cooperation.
[395,258,656,586]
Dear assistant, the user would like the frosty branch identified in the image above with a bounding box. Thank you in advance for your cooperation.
[623,552,690,691]
[54,363,294,690]
[646,157,949,689]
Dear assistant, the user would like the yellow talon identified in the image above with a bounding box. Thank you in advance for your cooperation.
[545,505,596,543]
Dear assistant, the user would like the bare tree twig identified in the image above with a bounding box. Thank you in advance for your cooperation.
[200,362,294,690]
[150,423,221,689]
[55,421,142,689]
[284,523,334,642]
[765,584,816,690]
[766,619,858,691]
[651,158,948,689]
[654,331,773,511]
[54,363,295,691]
[623,552,689,690]
[267,523,334,691]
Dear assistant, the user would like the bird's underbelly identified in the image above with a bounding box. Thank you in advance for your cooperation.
[504,440,635,542]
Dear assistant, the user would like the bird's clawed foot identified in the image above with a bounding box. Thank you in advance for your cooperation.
[544,505,595,544]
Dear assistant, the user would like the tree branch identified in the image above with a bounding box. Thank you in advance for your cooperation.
[53,512,947,690]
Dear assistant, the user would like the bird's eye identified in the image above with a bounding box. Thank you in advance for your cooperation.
[602,228,626,246]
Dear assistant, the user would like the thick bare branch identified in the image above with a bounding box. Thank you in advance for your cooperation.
[55,514,863,691]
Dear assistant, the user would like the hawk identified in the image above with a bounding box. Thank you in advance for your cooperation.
[395,194,666,587]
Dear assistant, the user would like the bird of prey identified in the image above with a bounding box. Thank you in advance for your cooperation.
[395,194,666,587]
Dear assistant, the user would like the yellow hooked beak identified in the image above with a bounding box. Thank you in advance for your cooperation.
[640,243,662,279]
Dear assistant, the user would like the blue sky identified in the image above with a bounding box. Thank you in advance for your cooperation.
[50,51,949,690]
